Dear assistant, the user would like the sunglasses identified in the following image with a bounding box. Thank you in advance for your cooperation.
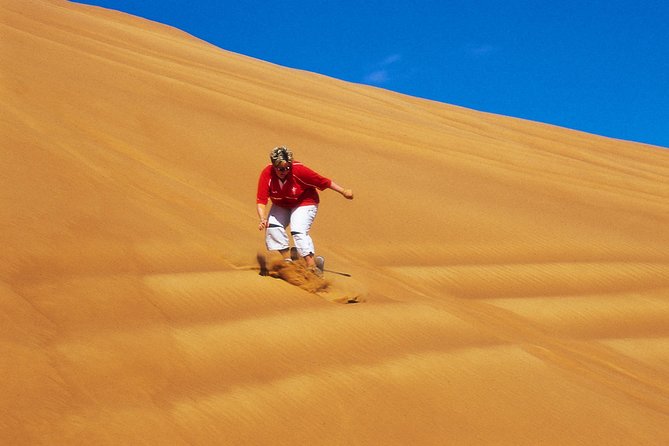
[275,165,291,172]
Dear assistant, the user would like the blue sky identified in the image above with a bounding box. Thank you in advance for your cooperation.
[74,0,669,148]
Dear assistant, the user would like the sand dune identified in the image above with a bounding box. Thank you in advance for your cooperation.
[2,0,669,444]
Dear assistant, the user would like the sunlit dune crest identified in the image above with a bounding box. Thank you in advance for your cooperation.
[2,1,669,444]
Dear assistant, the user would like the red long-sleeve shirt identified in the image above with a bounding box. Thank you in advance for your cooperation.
[256,161,332,208]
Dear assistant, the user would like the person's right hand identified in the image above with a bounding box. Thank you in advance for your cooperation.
[258,218,268,230]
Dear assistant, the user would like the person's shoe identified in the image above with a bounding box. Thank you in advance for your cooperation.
[290,247,299,261]
[314,255,325,273]
[256,252,268,276]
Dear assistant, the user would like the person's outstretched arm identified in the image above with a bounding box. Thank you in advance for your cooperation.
[329,181,354,199]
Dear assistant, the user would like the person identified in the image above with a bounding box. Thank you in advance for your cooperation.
[256,146,353,273]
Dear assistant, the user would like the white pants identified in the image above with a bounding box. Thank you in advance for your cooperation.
[266,205,318,257]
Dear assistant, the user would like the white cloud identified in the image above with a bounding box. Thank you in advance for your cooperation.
[363,53,402,85]
[364,69,389,84]
[382,54,402,65]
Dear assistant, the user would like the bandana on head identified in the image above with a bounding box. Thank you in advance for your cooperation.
[270,146,293,166]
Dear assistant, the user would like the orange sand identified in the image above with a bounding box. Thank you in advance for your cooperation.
[1,1,668,444]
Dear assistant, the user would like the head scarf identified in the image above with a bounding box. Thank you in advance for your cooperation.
[269,146,293,166]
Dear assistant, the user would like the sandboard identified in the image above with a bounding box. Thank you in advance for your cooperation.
[257,251,361,304]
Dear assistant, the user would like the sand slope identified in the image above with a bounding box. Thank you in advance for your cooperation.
[2,1,669,444]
